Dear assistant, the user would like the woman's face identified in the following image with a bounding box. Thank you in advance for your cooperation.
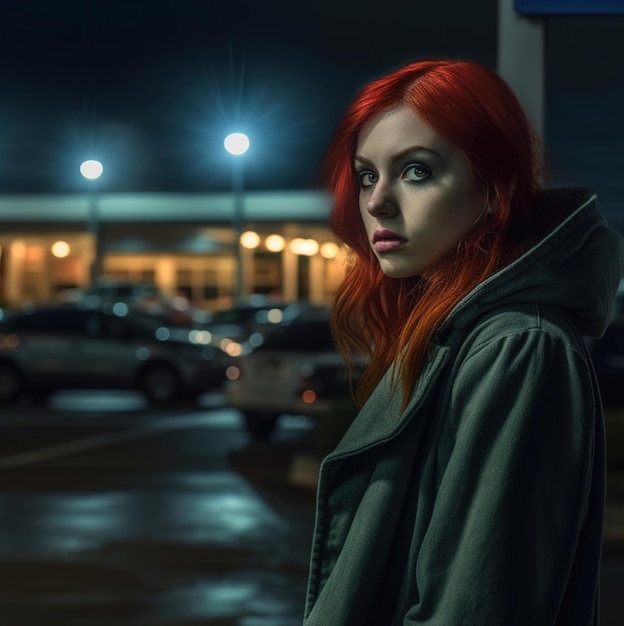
[355,106,486,278]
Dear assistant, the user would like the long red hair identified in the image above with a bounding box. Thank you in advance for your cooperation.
[325,59,554,407]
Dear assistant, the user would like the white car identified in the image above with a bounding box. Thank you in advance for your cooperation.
[226,310,354,438]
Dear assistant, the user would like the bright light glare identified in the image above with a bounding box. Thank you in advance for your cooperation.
[320,242,339,259]
[51,240,70,258]
[267,308,284,323]
[226,342,243,357]
[265,234,285,252]
[290,238,319,256]
[189,329,212,345]
[220,338,243,357]
[224,133,250,156]
[80,160,104,180]
[240,231,261,249]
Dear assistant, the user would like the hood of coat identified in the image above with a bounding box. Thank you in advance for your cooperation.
[440,188,624,339]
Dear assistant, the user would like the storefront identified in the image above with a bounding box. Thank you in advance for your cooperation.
[0,190,344,310]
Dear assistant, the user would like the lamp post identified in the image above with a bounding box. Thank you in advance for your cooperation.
[80,159,103,289]
[224,133,250,300]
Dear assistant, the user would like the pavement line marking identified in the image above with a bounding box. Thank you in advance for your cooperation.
[0,412,220,471]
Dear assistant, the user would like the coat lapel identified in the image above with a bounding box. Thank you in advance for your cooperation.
[326,344,450,459]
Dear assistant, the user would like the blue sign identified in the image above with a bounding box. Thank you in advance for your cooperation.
[516,0,624,14]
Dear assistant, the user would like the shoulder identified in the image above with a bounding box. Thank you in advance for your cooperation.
[457,302,588,362]
[440,302,594,401]
[439,302,598,438]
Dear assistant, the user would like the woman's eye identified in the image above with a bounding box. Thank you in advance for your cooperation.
[357,170,377,188]
[403,163,431,182]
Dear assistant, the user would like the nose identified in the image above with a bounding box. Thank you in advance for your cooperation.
[365,179,399,218]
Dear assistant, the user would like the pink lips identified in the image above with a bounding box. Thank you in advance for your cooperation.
[372,229,407,253]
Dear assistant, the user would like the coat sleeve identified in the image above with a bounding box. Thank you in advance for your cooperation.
[404,327,599,625]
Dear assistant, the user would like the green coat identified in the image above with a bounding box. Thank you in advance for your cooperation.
[304,189,624,625]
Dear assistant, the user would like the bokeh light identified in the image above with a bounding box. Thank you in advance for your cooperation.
[240,231,261,249]
[289,238,319,256]
[265,234,285,252]
[51,240,70,258]
[320,242,339,259]
[224,133,250,156]
[80,160,104,180]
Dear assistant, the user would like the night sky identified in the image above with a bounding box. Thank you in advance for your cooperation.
[0,1,623,219]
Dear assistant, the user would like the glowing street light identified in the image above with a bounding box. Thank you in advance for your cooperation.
[224,133,250,156]
[80,159,104,287]
[80,159,104,180]
[224,133,250,299]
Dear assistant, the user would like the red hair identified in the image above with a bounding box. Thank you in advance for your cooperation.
[325,59,557,407]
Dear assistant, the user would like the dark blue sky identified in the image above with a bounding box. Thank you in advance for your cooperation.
[0,1,622,221]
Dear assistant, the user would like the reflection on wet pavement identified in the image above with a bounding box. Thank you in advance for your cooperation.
[47,390,150,413]
[0,406,315,626]
[0,473,311,624]
[0,473,284,557]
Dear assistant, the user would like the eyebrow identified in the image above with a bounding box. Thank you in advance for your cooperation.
[354,145,442,166]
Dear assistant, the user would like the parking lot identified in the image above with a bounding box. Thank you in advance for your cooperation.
[0,390,622,625]
[0,392,317,625]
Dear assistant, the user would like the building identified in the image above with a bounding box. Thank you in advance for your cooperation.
[0,190,346,310]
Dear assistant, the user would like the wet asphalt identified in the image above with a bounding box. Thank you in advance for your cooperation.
[0,393,316,625]
[0,391,622,625]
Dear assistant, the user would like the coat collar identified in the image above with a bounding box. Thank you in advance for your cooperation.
[325,344,450,460]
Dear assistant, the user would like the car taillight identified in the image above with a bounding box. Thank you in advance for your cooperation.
[301,388,317,404]
[299,369,318,404]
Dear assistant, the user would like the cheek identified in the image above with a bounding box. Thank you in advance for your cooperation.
[359,207,375,249]
[442,185,484,233]
[423,196,482,256]
[359,203,373,232]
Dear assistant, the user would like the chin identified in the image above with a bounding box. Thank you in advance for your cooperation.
[379,265,422,279]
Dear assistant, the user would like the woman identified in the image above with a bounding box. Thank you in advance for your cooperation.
[303,59,623,625]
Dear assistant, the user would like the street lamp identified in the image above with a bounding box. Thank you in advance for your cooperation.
[224,133,250,300]
[80,159,103,288]
[224,133,250,156]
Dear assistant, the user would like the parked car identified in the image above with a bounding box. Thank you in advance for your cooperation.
[0,300,229,404]
[85,278,212,328]
[225,309,356,439]
[204,299,330,358]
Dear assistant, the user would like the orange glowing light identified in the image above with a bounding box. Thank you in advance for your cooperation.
[302,389,317,404]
